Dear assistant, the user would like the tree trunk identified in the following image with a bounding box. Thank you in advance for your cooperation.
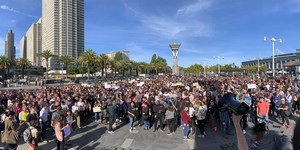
[45,59,49,79]
[136,67,138,76]
[114,66,117,77]
[87,63,90,80]
[22,67,25,78]
[66,64,68,78]
[122,67,125,77]
[81,63,84,78]
[101,66,104,77]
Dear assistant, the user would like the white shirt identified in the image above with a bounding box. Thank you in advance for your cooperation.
[40,108,49,122]
[72,105,79,113]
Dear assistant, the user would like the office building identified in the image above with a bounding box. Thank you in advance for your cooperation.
[106,51,130,61]
[24,18,42,66]
[42,0,84,68]
[4,29,16,61]
[242,49,300,73]
[20,36,27,58]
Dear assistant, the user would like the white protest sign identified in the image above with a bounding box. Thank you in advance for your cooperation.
[247,84,256,89]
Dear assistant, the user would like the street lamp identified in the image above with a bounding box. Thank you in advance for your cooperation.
[214,56,224,76]
[264,36,282,77]
[169,43,181,75]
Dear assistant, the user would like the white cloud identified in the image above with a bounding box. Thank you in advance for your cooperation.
[123,1,214,41]
[125,42,152,63]
[176,0,212,16]
[0,5,38,19]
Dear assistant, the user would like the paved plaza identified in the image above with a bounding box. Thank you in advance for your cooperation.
[7,114,296,150]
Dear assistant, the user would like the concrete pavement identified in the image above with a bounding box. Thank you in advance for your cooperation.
[11,114,298,150]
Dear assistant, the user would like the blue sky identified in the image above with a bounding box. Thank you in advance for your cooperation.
[1,0,300,67]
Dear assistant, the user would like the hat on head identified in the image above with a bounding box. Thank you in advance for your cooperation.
[281,98,285,101]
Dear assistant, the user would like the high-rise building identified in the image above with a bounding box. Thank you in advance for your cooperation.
[106,51,130,61]
[24,18,42,66]
[20,36,27,58]
[42,0,84,68]
[4,29,16,61]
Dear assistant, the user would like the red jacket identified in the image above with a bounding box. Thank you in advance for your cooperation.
[181,111,190,125]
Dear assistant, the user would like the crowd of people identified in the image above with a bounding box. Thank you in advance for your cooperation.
[0,75,299,150]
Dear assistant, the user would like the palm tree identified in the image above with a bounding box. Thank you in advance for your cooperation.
[98,54,111,77]
[77,56,86,78]
[17,58,32,78]
[59,55,74,78]
[37,50,56,78]
[0,56,13,79]
[81,49,96,80]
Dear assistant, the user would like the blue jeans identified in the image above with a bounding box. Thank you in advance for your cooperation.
[129,115,134,128]
[219,111,231,134]
[95,112,102,121]
[183,124,190,137]
[258,114,270,129]
[144,120,150,128]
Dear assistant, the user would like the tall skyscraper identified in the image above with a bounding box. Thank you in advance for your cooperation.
[20,36,27,58]
[4,29,16,61]
[42,0,84,68]
[25,18,42,66]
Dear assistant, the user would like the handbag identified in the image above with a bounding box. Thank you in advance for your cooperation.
[93,107,101,113]
[1,130,19,144]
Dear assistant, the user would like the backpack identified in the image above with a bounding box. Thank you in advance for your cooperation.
[23,127,32,143]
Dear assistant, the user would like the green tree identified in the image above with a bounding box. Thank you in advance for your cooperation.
[37,50,56,78]
[0,56,13,79]
[59,55,74,78]
[114,52,123,61]
[98,54,111,77]
[17,58,32,78]
[81,49,96,80]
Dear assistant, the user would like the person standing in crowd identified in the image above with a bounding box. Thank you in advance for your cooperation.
[77,98,85,123]
[196,101,207,138]
[257,96,270,128]
[181,106,190,140]
[3,111,18,150]
[107,100,116,134]
[142,100,150,130]
[278,98,291,129]
[208,100,219,132]
[165,105,175,135]
[93,99,102,122]
[127,101,137,132]
[39,103,48,142]
[72,102,81,128]
[292,93,299,115]
[239,97,248,134]
[285,91,293,115]
[153,99,165,132]
[53,115,69,150]
[273,90,282,118]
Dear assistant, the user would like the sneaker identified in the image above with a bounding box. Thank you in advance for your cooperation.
[167,133,172,135]
[183,136,189,140]
[243,130,246,134]
[108,131,114,134]
[153,129,157,132]
[287,125,291,129]
[203,132,207,136]
[130,129,133,132]
[133,127,136,130]
[172,132,175,135]
[281,124,285,128]
[159,129,164,132]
